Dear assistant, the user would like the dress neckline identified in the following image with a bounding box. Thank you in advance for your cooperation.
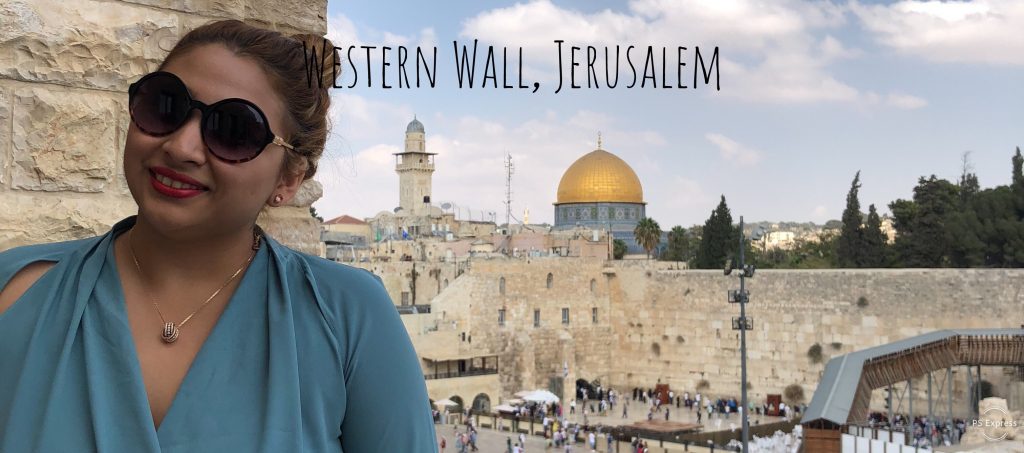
[104,216,268,440]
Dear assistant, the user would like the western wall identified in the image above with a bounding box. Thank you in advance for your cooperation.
[364,256,1024,417]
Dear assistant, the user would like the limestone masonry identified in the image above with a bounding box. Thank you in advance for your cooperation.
[360,256,1024,415]
[0,0,327,253]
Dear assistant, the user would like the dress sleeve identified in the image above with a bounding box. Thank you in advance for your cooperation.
[338,270,437,452]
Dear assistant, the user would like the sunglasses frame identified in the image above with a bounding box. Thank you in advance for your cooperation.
[128,71,295,164]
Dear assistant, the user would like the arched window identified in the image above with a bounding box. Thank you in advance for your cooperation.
[443,278,449,289]
[546,273,553,289]
[499,276,506,295]
[472,393,491,413]
[590,278,596,293]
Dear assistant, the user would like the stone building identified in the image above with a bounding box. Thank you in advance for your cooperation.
[0,0,326,254]
[553,138,649,254]
[365,118,496,241]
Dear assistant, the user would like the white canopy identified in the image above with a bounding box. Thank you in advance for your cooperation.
[433,399,458,408]
[521,389,560,404]
[493,404,518,413]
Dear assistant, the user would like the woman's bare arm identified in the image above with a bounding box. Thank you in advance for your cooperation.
[0,261,55,316]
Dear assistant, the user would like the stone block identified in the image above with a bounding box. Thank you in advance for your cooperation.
[11,87,118,192]
[244,0,326,35]
[287,178,322,207]
[257,205,322,256]
[120,0,243,18]
[0,192,136,250]
[0,0,179,91]
[0,86,9,187]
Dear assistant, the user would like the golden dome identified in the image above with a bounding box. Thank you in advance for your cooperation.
[556,149,644,204]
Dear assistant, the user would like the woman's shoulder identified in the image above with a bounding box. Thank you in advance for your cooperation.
[0,237,102,315]
[0,237,100,281]
[0,237,98,263]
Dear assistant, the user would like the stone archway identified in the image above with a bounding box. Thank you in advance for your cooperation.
[450,395,464,412]
[472,393,491,413]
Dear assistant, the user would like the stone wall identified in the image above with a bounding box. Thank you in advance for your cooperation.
[0,0,327,253]
[411,256,1024,415]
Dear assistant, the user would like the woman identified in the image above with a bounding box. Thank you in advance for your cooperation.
[0,20,436,452]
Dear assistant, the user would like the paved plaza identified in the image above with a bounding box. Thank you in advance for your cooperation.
[436,398,793,452]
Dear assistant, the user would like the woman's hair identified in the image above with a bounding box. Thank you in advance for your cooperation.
[159,20,335,181]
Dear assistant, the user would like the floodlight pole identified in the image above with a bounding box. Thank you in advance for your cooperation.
[738,216,750,453]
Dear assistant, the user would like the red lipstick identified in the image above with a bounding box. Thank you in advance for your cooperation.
[149,167,208,199]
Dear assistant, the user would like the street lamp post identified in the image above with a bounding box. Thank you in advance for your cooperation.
[726,216,763,453]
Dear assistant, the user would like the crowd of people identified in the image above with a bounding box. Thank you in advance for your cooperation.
[436,381,811,451]
[866,412,967,447]
[627,387,806,424]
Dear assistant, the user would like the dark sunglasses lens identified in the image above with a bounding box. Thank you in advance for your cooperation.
[130,74,189,135]
[204,102,269,162]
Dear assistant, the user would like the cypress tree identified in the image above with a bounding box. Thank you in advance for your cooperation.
[838,172,865,267]
[695,196,736,269]
[862,204,887,267]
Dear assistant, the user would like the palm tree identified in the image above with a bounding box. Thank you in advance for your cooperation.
[634,217,662,259]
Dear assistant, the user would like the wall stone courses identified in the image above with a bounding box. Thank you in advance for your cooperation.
[0,86,9,187]
[0,0,178,91]
[390,257,1024,413]
[244,0,326,36]
[11,87,118,192]
[120,0,244,18]
[0,192,135,249]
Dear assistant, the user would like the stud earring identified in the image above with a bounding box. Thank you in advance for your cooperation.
[273,194,283,204]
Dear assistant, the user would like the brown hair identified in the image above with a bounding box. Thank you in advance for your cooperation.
[159,20,335,181]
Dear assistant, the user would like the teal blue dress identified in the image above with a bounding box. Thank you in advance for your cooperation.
[0,217,437,452]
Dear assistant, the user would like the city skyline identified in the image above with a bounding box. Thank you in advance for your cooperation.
[312,0,1023,228]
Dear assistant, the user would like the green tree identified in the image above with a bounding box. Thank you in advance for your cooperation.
[861,204,887,267]
[309,206,324,222]
[838,172,865,267]
[695,196,737,269]
[890,176,959,267]
[613,239,627,260]
[947,153,985,267]
[789,230,840,268]
[662,226,692,263]
[634,217,662,259]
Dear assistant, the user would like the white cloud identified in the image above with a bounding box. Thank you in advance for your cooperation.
[885,93,928,110]
[812,205,829,221]
[460,0,882,105]
[852,0,1024,65]
[861,91,929,110]
[644,176,712,226]
[705,133,763,166]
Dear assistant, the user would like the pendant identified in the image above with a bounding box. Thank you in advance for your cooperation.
[161,322,180,343]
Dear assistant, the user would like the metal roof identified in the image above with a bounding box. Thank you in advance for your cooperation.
[803,328,1024,427]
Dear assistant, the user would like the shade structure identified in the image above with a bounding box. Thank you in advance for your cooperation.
[521,389,560,404]
[493,404,518,413]
[433,399,458,408]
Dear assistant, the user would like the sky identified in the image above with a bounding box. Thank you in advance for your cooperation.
[311,0,1023,228]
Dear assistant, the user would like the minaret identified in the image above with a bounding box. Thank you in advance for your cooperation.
[394,116,436,217]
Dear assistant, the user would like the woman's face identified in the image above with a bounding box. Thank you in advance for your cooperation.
[123,43,300,238]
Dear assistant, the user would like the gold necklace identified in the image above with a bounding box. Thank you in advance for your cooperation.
[127,227,261,344]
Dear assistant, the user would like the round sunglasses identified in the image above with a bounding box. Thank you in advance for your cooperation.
[128,71,294,163]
